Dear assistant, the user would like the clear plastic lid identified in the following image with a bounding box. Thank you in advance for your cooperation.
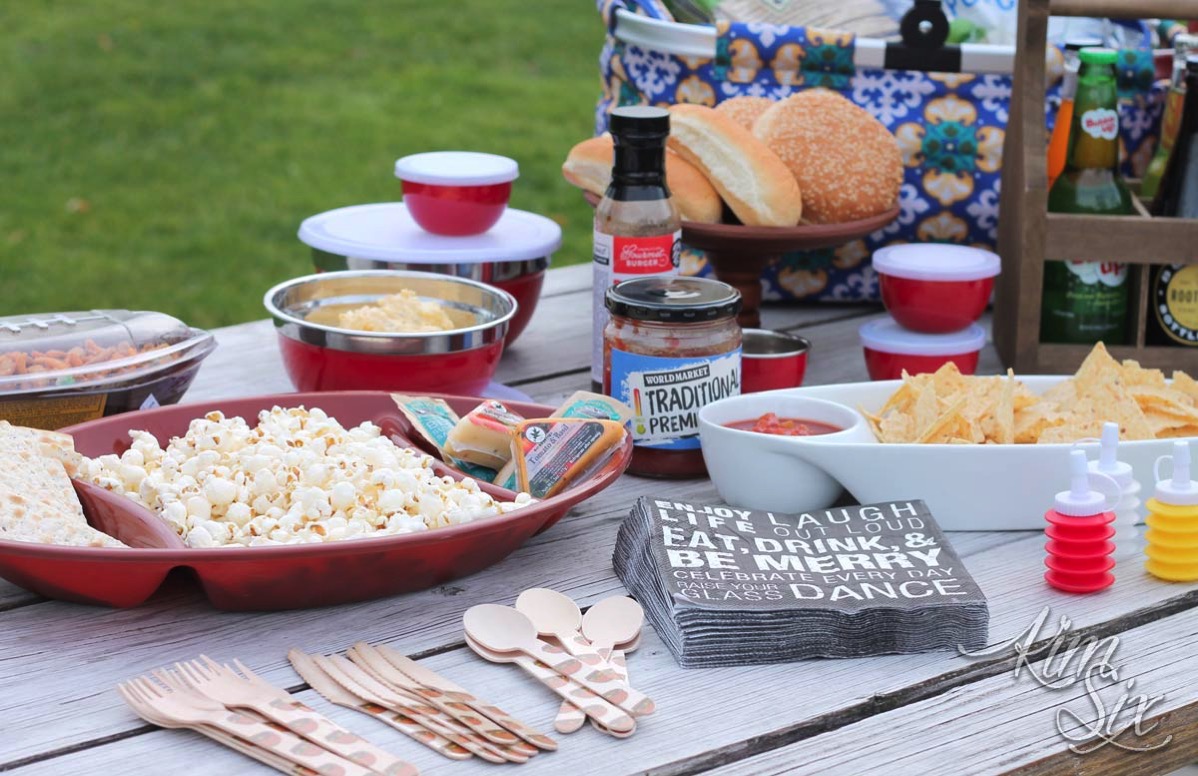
[859,318,987,356]
[0,310,213,396]
[394,152,519,187]
[298,202,562,264]
[872,244,1001,282]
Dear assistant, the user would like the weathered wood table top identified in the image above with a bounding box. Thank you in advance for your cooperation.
[3,264,1197,775]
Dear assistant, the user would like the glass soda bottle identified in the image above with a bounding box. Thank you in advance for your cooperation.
[1047,39,1099,190]
[591,107,682,390]
[1040,48,1134,346]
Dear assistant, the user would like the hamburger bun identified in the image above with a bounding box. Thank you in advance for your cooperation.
[714,96,774,131]
[753,89,902,224]
[667,104,802,227]
[561,134,723,224]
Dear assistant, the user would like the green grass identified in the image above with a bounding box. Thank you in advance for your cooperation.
[0,1,603,328]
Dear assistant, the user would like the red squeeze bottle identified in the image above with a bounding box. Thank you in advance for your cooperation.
[1044,449,1118,593]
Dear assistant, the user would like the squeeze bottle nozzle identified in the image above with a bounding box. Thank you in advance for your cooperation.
[1099,422,1118,470]
[1054,449,1112,517]
[1154,441,1198,506]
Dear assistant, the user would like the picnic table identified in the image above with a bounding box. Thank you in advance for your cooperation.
[3,263,1198,775]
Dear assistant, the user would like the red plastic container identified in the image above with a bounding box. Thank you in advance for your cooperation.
[741,329,810,393]
[859,318,986,381]
[873,244,1001,333]
[395,152,518,236]
[300,202,560,346]
[1044,511,1116,593]
[0,392,632,610]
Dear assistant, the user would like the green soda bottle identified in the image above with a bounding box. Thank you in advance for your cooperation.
[1040,48,1135,345]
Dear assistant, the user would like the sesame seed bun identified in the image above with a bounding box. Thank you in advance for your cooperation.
[561,134,723,224]
[753,89,902,224]
[714,96,775,132]
[667,104,803,227]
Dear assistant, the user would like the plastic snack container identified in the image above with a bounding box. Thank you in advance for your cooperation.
[873,243,1001,333]
[0,310,215,429]
[859,318,987,380]
[394,151,519,236]
[741,329,810,393]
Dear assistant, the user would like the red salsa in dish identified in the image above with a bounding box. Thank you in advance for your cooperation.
[726,413,841,437]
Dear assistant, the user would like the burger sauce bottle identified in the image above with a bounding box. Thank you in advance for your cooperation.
[592,107,682,391]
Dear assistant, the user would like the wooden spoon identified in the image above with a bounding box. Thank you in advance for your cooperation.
[464,603,654,717]
[515,588,583,650]
[582,596,645,656]
[464,633,636,734]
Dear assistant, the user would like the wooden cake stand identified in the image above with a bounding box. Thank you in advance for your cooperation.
[585,193,899,327]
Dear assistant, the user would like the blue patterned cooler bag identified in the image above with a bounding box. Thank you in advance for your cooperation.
[595,1,1165,303]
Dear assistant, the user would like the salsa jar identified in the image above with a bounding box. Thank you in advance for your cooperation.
[603,277,742,478]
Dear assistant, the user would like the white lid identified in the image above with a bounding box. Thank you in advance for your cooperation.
[859,318,987,356]
[1155,440,1198,506]
[298,202,562,264]
[394,152,519,186]
[1055,449,1116,517]
[1086,421,1135,489]
[872,243,1001,282]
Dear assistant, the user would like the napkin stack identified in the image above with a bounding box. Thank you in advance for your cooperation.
[614,497,989,668]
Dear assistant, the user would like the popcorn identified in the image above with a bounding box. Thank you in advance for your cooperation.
[80,406,532,548]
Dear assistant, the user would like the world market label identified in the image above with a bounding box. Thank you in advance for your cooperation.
[609,348,740,450]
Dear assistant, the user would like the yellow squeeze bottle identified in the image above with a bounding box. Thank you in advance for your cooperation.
[1145,441,1198,581]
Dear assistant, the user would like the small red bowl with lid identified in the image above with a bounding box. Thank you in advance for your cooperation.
[873,243,1001,333]
[395,151,519,236]
[860,318,987,380]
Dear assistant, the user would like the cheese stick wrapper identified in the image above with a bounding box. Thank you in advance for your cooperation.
[392,395,497,481]
[550,391,633,425]
[444,400,525,470]
[512,419,626,499]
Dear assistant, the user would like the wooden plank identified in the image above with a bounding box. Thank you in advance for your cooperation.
[9,532,1198,775]
[540,263,591,298]
[5,517,1198,772]
[0,579,38,611]
[708,605,1198,775]
[1044,213,1198,265]
[1051,0,1197,17]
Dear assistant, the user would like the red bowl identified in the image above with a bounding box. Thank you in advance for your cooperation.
[490,265,545,345]
[278,333,504,396]
[402,181,511,236]
[0,392,632,610]
[880,275,995,334]
[741,329,810,393]
[863,347,981,381]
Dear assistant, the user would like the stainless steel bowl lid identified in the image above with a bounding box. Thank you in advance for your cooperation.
[264,270,517,355]
[297,202,561,264]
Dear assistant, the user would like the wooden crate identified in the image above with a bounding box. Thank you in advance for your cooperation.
[994,0,1198,373]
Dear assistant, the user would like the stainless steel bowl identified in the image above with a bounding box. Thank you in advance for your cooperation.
[264,270,518,355]
[312,249,548,284]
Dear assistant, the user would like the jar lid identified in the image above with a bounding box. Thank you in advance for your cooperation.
[872,243,1001,282]
[394,152,519,187]
[606,277,741,322]
[859,318,987,356]
[298,202,561,264]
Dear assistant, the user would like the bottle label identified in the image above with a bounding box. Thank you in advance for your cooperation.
[608,347,741,450]
[1154,265,1198,345]
[1064,261,1127,288]
[591,229,682,384]
[1080,108,1119,141]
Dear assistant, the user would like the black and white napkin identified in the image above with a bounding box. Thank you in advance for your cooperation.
[614,497,989,668]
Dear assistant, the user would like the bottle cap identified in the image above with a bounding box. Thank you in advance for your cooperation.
[1085,422,1134,490]
[1054,449,1119,517]
[1154,441,1198,506]
[1079,47,1118,66]
[609,107,670,142]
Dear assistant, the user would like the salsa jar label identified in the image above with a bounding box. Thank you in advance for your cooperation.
[609,348,741,450]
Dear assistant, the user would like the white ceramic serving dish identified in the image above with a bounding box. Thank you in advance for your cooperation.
[700,376,1186,532]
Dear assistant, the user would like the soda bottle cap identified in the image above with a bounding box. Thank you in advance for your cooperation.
[1154,441,1198,506]
[1055,449,1119,517]
[1085,422,1134,489]
[1079,47,1118,66]
[609,107,670,142]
